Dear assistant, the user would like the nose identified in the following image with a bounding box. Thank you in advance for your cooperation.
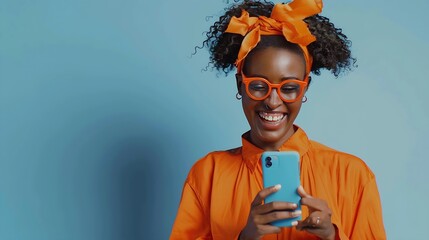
[264,88,283,109]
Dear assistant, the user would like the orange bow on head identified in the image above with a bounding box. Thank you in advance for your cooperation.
[225,0,323,75]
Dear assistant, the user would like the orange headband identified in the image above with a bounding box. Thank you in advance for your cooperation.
[225,0,323,75]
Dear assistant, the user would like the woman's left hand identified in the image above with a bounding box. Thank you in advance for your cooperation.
[296,186,336,240]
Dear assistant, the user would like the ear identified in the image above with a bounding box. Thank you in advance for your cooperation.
[235,73,243,93]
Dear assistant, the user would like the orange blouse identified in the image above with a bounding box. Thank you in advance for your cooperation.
[170,127,386,239]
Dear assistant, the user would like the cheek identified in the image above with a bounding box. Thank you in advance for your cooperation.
[287,101,303,116]
[241,95,258,117]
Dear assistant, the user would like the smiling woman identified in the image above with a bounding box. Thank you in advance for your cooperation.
[239,45,307,151]
[170,0,386,239]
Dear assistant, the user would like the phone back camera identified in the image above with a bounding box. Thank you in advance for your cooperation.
[265,157,272,168]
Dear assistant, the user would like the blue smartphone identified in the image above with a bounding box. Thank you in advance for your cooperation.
[261,151,301,227]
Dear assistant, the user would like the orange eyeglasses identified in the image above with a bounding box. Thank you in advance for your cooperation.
[241,72,309,103]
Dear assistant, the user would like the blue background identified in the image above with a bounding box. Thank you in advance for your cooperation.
[1,0,428,239]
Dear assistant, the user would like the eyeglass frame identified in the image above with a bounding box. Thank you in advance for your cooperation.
[239,71,309,103]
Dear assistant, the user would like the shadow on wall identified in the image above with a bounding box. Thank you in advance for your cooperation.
[99,122,178,240]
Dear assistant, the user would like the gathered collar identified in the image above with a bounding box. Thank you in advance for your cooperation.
[241,125,310,172]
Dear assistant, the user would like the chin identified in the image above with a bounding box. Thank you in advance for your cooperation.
[252,128,290,148]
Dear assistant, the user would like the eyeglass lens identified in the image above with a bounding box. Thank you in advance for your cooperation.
[248,80,301,100]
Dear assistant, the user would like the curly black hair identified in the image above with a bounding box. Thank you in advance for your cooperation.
[202,0,356,77]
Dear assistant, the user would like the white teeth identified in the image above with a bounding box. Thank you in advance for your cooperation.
[258,112,285,122]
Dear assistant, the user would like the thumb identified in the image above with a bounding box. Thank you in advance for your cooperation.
[297,185,312,198]
[252,184,281,207]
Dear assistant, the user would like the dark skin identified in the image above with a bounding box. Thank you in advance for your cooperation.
[235,47,336,240]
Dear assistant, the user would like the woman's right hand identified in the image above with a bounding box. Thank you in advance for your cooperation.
[239,184,302,240]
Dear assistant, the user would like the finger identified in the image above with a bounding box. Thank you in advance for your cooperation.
[253,201,298,215]
[301,198,331,214]
[296,215,335,239]
[296,214,322,230]
[297,185,312,198]
[257,224,282,235]
[301,197,322,210]
[296,215,311,230]
[254,210,302,225]
[251,184,281,207]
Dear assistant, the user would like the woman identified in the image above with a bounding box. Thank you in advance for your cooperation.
[170,0,386,239]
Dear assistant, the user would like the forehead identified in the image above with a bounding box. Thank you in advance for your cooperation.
[244,47,306,80]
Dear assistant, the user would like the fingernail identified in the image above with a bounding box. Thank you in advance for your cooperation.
[291,203,297,208]
[292,210,302,217]
[291,221,298,226]
[274,184,281,190]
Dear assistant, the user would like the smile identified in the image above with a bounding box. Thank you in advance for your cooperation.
[258,112,286,122]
